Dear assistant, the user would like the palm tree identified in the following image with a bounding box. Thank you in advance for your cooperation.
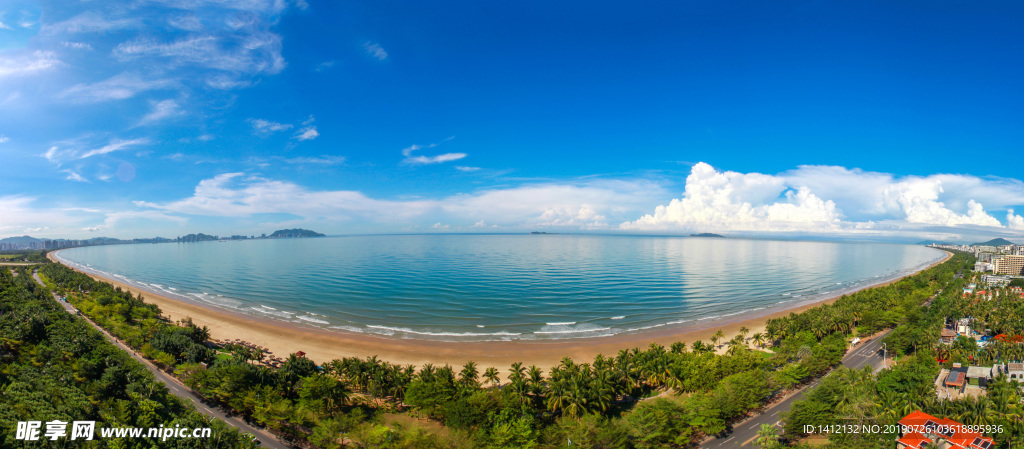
[509,361,526,384]
[711,329,725,348]
[797,345,812,360]
[754,424,778,449]
[459,361,479,387]
[483,367,500,387]
[751,332,765,348]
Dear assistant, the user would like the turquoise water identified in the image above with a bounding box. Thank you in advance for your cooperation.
[55,235,944,341]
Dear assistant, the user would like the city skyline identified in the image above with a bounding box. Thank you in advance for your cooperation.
[2,1,1024,241]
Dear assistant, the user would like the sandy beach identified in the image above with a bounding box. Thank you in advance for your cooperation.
[48,249,951,372]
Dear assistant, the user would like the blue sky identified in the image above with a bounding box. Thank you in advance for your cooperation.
[2,0,1024,242]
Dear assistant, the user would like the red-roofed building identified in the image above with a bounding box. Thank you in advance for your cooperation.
[897,411,995,449]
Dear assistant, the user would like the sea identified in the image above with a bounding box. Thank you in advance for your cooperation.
[54,234,945,342]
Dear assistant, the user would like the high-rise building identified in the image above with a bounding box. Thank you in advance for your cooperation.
[993,255,1024,275]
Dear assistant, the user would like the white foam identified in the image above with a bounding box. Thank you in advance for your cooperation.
[611,316,625,320]
[365,324,521,337]
[546,321,576,326]
[534,327,612,335]
[297,316,330,324]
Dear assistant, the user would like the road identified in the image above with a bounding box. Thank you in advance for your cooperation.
[32,270,289,449]
[700,329,893,448]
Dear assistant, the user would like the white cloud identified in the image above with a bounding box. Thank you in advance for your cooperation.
[294,126,319,141]
[882,179,1001,227]
[622,163,842,232]
[624,162,1024,235]
[1008,210,1024,231]
[405,152,467,164]
[314,60,335,72]
[43,12,138,34]
[285,156,345,165]
[60,41,93,50]
[456,166,481,172]
[113,33,285,75]
[132,173,666,231]
[61,72,177,102]
[249,118,293,135]
[83,226,101,232]
[79,138,149,159]
[138,99,183,125]
[363,41,388,60]
[0,136,8,143]
[0,196,92,235]
[0,50,60,78]
[401,139,465,165]
[64,170,88,182]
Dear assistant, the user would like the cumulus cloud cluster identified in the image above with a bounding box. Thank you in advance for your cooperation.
[623,162,1024,235]
[623,163,842,232]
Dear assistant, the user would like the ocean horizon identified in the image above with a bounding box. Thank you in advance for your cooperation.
[54,234,945,342]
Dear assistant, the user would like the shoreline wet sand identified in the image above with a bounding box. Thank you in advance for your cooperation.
[47,249,951,371]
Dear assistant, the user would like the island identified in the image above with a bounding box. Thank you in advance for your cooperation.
[690,233,725,238]
[268,228,326,238]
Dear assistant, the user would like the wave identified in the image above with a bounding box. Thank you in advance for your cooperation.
[297,316,330,325]
[546,321,577,326]
[365,324,522,337]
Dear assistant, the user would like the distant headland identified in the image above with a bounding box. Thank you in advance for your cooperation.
[690,233,725,238]
[1,228,326,251]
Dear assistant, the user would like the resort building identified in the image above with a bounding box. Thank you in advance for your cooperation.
[940,328,958,344]
[896,411,995,449]
[996,363,1024,383]
[992,255,1024,275]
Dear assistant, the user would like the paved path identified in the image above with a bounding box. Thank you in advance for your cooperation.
[32,270,289,449]
[700,329,893,448]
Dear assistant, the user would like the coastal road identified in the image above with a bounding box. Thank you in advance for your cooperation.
[32,270,289,449]
[700,329,893,448]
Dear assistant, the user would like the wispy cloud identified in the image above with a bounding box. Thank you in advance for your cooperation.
[455,166,481,172]
[401,137,465,165]
[0,50,61,78]
[294,115,318,141]
[314,60,335,72]
[294,127,318,140]
[0,136,9,144]
[79,138,149,159]
[285,156,345,165]
[138,99,183,125]
[363,41,388,60]
[60,41,93,50]
[64,170,88,182]
[249,118,293,136]
[60,72,177,103]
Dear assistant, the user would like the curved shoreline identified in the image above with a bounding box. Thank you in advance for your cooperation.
[47,247,950,371]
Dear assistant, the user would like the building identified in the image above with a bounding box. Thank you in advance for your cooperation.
[940,328,958,344]
[943,364,968,392]
[993,255,1024,275]
[974,262,993,272]
[996,363,1024,382]
[897,411,995,449]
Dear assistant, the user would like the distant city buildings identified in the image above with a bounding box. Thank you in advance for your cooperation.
[931,242,1024,276]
